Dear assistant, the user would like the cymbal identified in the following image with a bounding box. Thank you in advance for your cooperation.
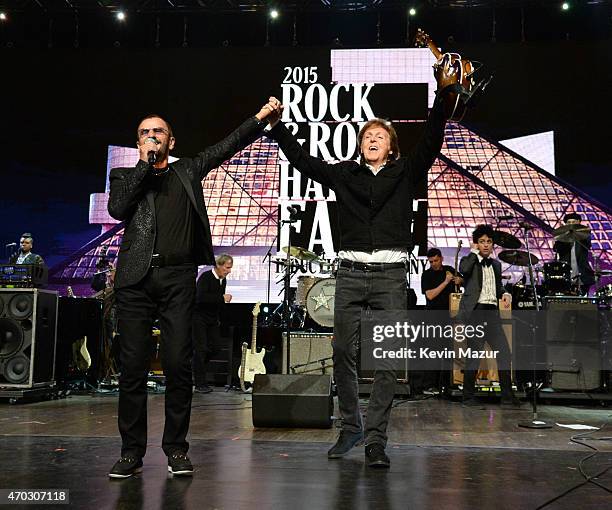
[493,230,522,249]
[281,246,319,261]
[553,223,591,244]
[498,250,539,267]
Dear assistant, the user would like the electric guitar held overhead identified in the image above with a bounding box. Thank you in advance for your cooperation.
[238,302,266,392]
[415,28,492,122]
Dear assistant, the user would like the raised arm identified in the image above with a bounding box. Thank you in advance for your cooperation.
[459,252,479,278]
[268,122,340,190]
[407,93,448,187]
[108,162,150,221]
[193,99,281,180]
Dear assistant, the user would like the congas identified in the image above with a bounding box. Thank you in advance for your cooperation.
[306,278,336,328]
[543,261,571,295]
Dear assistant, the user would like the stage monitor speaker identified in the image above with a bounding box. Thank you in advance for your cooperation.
[252,374,333,428]
[545,299,600,391]
[0,289,58,388]
[282,332,333,375]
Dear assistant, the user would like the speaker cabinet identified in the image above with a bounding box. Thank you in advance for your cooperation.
[545,299,601,391]
[252,374,333,428]
[282,332,333,375]
[0,289,58,388]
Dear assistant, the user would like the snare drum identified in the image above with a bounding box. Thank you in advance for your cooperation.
[543,261,571,295]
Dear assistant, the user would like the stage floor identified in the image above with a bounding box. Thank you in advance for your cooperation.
[1,391,611,509]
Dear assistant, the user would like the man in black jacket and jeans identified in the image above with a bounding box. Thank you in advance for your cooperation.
[265,73,452,467]
[107,101,277,478]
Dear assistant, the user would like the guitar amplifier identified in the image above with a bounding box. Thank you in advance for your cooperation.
[0,264,48,288]
[543,297,601,391]
[282,332,333,375]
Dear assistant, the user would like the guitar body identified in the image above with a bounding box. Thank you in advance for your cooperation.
[238,302,265,392]
[449,292,462,318]
[238,344,267,385]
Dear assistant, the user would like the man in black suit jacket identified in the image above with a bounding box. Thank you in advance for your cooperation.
[458,224,519,408]
[192,254,233,393]
[107,100,279,479]
[553,212,595,295]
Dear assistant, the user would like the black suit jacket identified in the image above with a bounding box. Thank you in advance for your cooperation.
[195,270,226,325]
[458,252,505,317]
[108,117,265,289]
[553,239,595,286]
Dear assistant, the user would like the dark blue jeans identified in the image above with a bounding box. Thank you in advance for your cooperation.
[333,265,407,447]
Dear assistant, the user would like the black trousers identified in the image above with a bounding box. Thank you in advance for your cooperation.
[462,303,513,400]
[192,313,221,387]
[114,264,196,458]
[333,265,407,447]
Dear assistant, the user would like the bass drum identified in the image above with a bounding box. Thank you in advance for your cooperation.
[543,261,571,295]
[306,278,336,328]
[296,276,322,307]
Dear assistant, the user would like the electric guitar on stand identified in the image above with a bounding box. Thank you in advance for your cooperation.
[238,302,266,392]
[449,240,463,318]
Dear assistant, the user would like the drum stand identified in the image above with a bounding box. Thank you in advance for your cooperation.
[517,223,552,429]
[281,211,298,374]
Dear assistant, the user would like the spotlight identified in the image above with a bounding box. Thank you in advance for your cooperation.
[116,11,126,21]
[0,12,7,21]
[409,8,416,16]
[561,2,570,10]
[269,9,279,19]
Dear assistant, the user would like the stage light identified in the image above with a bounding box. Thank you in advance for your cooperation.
[270,9,279,19]
[409,8,416,16]
[0,12,7,21]
[116,11,126,21]
[561,2,570,10]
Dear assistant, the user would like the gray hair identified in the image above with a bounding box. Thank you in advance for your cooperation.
[216,253,233,266]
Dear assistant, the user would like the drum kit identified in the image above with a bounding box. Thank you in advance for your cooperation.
[493,223,611,307]
[265,245,337,330]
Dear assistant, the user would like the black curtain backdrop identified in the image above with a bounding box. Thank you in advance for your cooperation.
[1,41,611,265]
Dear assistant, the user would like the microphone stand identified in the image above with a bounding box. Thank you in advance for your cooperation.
[282,210,299,374]
[518,223,552,429]
[262,235,278,304]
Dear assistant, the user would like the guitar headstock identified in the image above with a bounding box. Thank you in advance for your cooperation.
[252,302,261,317]
[415,28,431,48]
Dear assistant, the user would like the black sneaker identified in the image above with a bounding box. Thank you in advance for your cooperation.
[327,430,364,459]
[168,452,194,476]
[194,385,213,394]
[109,455,143,479]
[365,443,390,469]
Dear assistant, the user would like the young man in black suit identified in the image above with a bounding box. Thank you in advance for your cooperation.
[458,224,520,408]
[107,100,279,479]
[192,254,233,393]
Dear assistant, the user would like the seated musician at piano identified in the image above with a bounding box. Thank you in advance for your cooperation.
[421,247,463,310]
[8,233,45,266]
[458,224,520,409]
[553,213,594,296]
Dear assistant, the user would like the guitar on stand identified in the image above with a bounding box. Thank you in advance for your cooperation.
[449,240,463,318]
[238,302,266,392]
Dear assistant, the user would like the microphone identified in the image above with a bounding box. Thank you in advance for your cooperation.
[146,137,159,165]
[5,243,16,247]
[287,205,299,216]
[518,221,533,230]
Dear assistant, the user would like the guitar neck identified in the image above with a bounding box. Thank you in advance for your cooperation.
[250,315,258,354]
